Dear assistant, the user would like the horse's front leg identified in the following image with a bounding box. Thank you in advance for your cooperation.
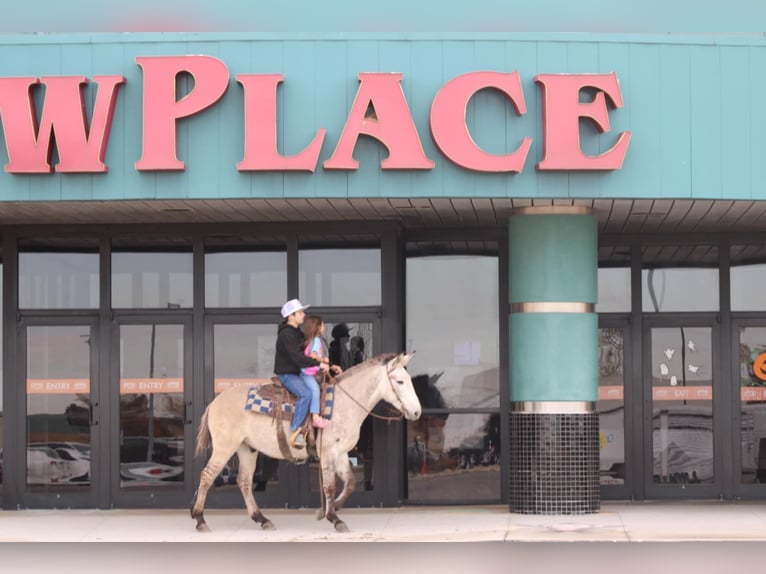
[319,457,348,532]
[236,445,274,530]
[333,451,357,514]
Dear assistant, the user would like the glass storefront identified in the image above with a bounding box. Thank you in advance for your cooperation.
[405,253,500,502]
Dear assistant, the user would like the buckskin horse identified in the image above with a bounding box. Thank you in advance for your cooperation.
[191,352,421,532]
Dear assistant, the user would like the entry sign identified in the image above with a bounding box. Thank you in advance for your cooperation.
[119,378,183,394]
[0,56,631,174]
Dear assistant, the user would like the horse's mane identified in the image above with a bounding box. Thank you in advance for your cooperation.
[333,352,397,383]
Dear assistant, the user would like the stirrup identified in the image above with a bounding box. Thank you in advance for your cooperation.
[290,428,306,448]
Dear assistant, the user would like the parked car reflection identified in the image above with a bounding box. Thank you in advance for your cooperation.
[26,443,91,485]
[120,461,184,485]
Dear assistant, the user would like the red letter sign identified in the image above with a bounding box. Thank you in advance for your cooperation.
[237,74,325,172]
[0,75,124,173]
[430,71,531,172]
[324,73,434,170]
[135,56,229,171]
[535,72,631,170]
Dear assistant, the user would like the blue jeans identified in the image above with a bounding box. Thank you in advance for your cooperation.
[301,371,321,414]
[278,373,313,432]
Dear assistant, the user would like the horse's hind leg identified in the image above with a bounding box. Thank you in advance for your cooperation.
[236,445,274,530]
[191,448,235,532]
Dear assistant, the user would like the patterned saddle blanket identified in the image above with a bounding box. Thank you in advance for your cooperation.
[245,380,335,420]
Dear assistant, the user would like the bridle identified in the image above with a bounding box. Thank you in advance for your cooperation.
[328,367,406,422]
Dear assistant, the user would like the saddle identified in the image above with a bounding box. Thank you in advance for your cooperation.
[245,374,335,460]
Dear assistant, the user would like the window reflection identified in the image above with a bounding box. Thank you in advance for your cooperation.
[19,252,99,309]
[598,327,626,485]
[26,326,92,491]
[651,327,714,484]
[731,245,766,311]
[641,245,718,312]
[299,248,381,306]
[112,252,193,309]
[119,325,185,488]
[205,251,287,308]
[406,414,501,501]
[406,255,499,408]
[738,327,766,484]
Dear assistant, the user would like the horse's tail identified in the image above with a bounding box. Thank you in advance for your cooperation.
[195,404,212,458]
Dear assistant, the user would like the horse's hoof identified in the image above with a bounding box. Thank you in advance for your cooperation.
[196,522,211,533]
[261,520,276,530]
[315,508,326,521]
[334,521,349,533]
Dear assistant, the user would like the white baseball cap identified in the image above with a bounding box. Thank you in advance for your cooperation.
[280,298,310,318]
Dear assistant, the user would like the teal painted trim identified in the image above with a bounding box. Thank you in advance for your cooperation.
[3,33,766,48]
[509,214,597,304]
[510,312,597,401]
[2,35,766,202]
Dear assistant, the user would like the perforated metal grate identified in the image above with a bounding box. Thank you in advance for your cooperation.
[509,412,600,514]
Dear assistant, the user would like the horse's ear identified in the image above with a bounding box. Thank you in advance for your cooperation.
[388,352,415,371]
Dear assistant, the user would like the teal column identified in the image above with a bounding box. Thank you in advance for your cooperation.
[508,206,600,514]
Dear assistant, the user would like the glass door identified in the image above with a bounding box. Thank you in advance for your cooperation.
[303,317,380,508]
[644,318,722,498]
[204,314,381,509]
[732,320,766,499]
[597,319,632,499]
[17,317,100,508]
[111,316,193,507]
[203,317,290,508]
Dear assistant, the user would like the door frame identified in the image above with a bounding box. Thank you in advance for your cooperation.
[109,311,194,508]
[598,316,634,501]
[15,313,101,509]
[642,314,725,499]
[730,316,766,500]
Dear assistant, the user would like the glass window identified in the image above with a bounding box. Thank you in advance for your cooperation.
[112,251,193,309]
[19,252,99,309]
[118,324,185,488]
[598,245,631,313]
[26,325,92,491]
[205,251,287,308]
[731,245,766,311]
[406,255,499,408]
[299,248,381,306]
[650,326,714,484]
[737,327,766,484]
[642,245,719,312]
[598,268,631,313]
[406,413,501,501]
[598,327,625,485]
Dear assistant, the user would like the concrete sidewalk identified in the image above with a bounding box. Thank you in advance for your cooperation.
[2,501,766,542]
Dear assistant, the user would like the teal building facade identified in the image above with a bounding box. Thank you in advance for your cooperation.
[2,27,766,513]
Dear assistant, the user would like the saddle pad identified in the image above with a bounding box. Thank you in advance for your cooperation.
[245,387,293,415]
[244,384,335,419]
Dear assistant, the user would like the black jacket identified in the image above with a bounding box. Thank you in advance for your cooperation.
[274,321,320,375]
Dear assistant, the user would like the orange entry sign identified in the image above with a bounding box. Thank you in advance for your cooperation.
[120,378,183,394]
[26,378,90,394]
[741,387,766,402]
[653,386,712,401]
[598,386,624,401]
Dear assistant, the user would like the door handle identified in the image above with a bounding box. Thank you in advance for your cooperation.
[183,400,193,425]
[89,401,99,426]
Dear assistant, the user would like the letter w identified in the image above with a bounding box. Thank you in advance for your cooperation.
[0,75,125,173]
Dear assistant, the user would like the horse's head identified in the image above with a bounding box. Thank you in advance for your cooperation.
[383,353,421,421]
